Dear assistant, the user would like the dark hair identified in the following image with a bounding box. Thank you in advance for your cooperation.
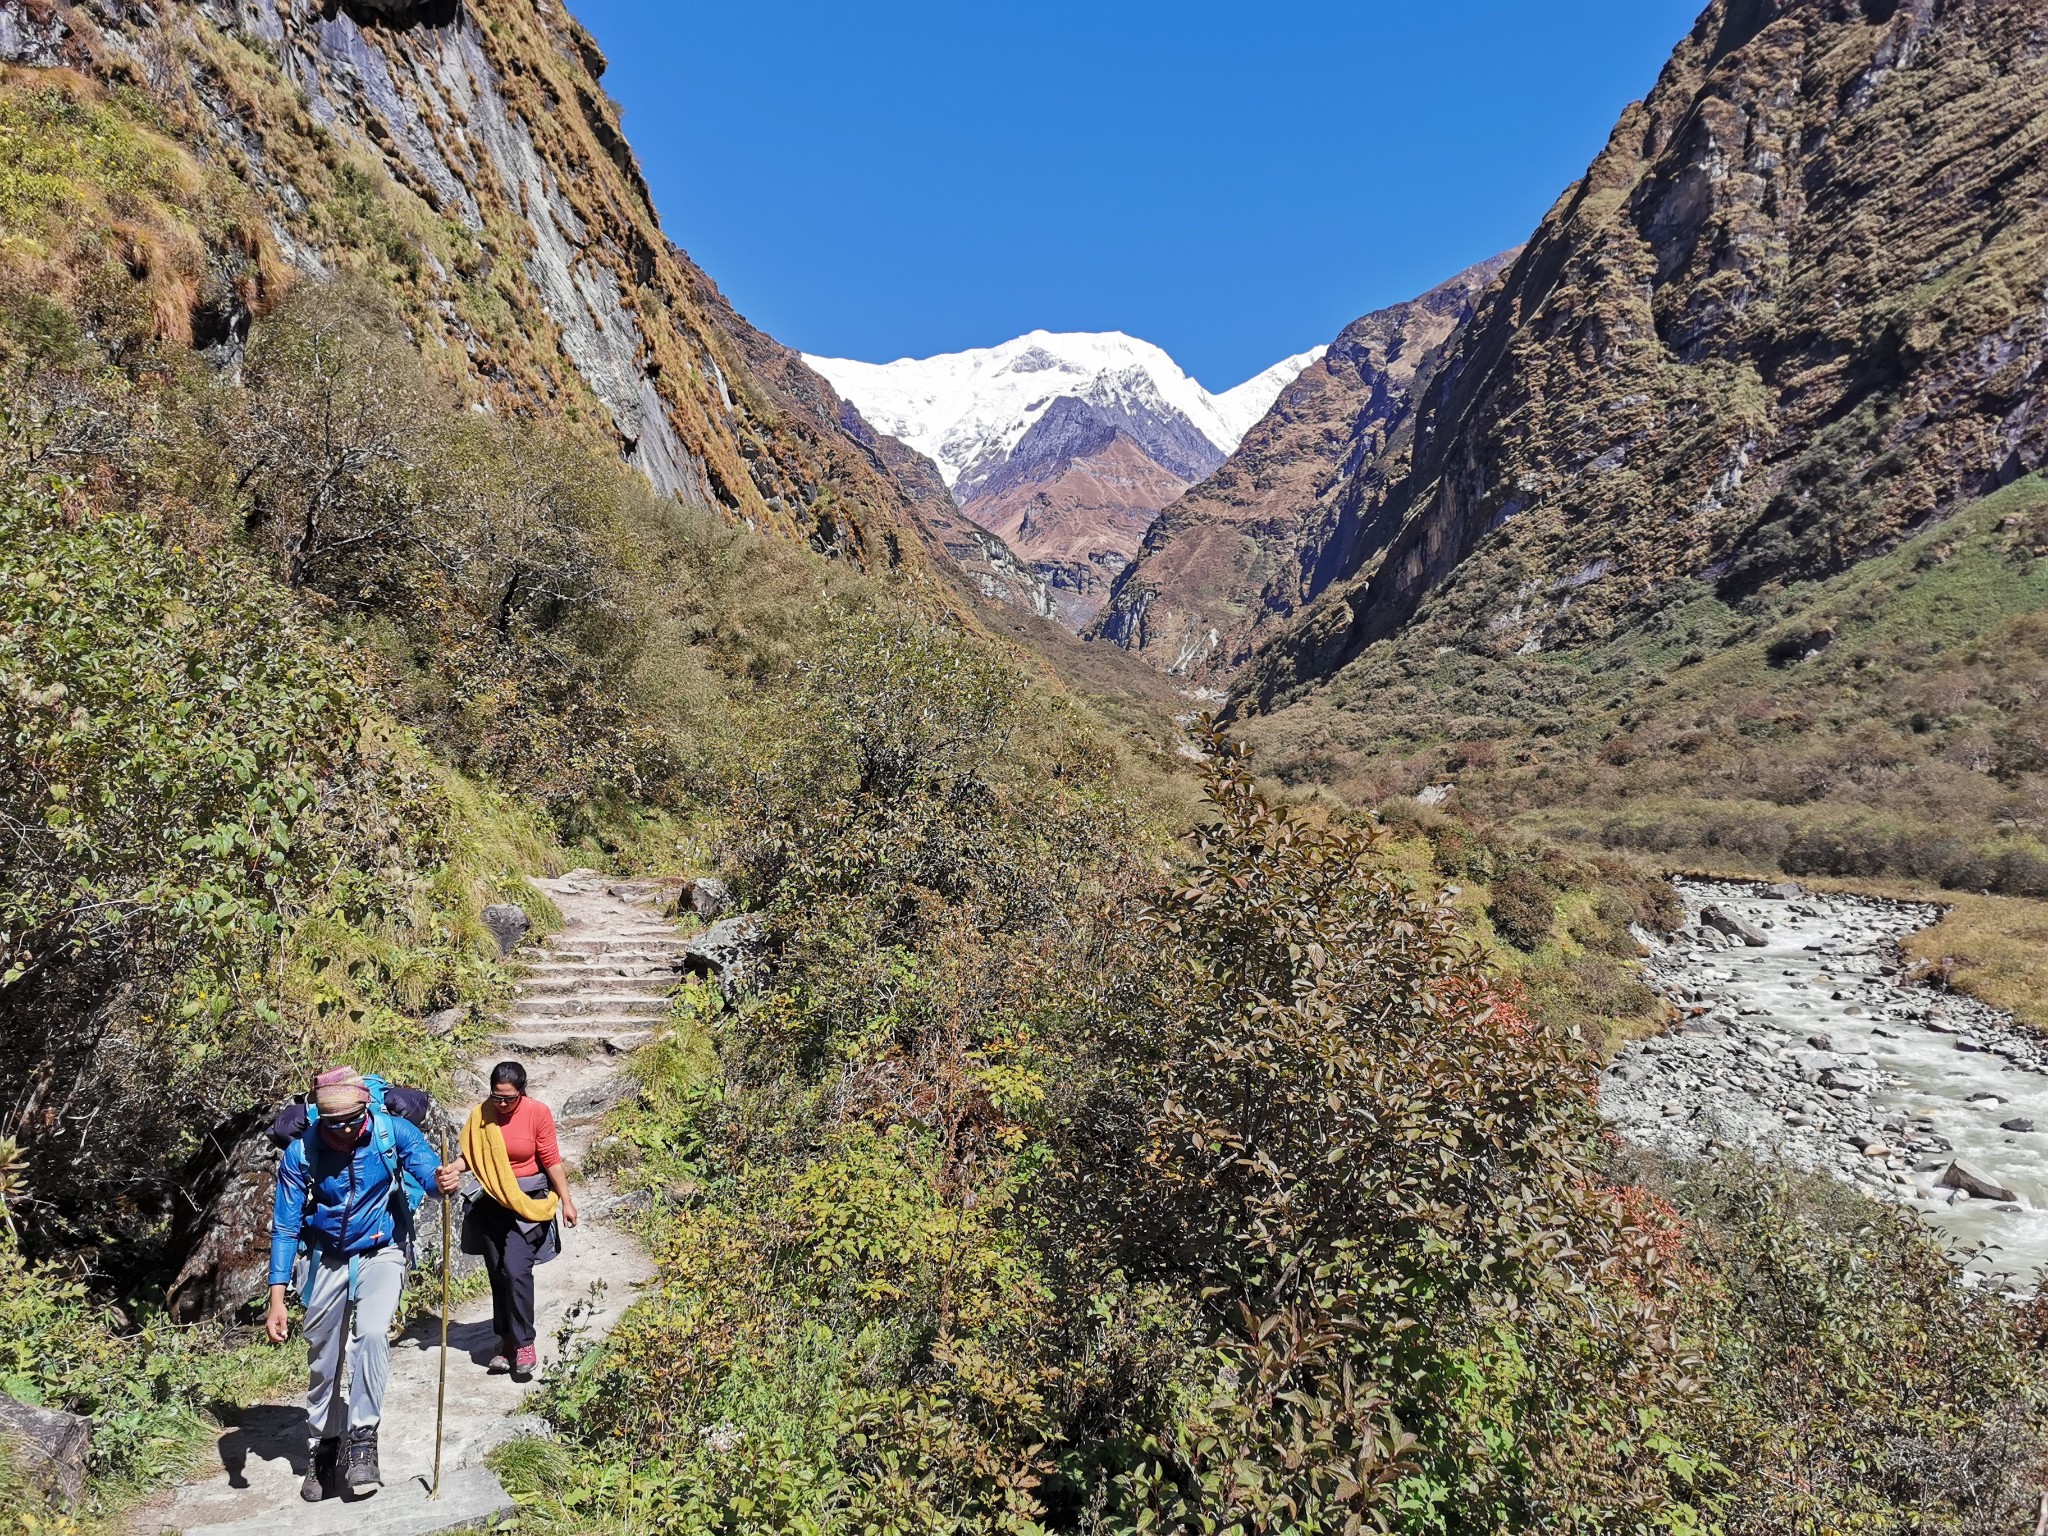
[488,1060,527,1095]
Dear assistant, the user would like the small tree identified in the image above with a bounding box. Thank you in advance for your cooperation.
[227,280,434,595]
[1092,726,1694,1533]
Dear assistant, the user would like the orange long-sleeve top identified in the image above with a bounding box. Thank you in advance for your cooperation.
[490,1095,561,1178]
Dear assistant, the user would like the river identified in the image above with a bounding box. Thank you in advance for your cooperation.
[1601,879,2048,1289]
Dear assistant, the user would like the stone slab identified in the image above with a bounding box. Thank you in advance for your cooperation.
[179,1465,516,1536]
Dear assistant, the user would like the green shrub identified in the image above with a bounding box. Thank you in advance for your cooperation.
[1642,1157,2048,1534]
[1488,864,1557,950]
[1085,731,1699,1532]
[0,1241,293,1502]
[0,467,470,1262]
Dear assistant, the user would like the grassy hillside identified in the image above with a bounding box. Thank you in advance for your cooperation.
[1245,477,2048,1003]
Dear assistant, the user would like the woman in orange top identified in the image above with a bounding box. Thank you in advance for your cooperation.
[447,1060,579,1379]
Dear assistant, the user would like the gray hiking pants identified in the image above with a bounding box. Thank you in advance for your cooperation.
[302,1244,406,1439]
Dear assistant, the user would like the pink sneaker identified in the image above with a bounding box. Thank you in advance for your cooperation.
[511,1343,537,1381]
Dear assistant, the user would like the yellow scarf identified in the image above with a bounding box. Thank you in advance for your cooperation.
[461,1105,560,1223]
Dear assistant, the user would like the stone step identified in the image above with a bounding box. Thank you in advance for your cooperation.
[493,1029,653,1056]
[546,938,688,957]
[517,974,675,997]
[180,1465,515,1536]
[500,1010,669,1033]
[511,995,670,1019]
[516,958,685,979]
[518,956,678,974]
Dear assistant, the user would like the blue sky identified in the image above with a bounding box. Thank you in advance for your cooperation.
[569,1,1705,390]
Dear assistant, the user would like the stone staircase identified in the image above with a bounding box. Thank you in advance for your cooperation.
[495,875,690,1057]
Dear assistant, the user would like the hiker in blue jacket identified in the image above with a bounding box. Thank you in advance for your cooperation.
[265,1066,460,1503]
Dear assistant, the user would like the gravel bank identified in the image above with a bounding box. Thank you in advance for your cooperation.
[1601,878,2048,1288]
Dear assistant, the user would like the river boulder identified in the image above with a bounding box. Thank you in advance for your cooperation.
[1938,1160,2018,1203]
[1699,904,1769,947]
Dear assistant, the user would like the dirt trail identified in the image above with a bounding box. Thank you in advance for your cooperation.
[140,873,679,1534]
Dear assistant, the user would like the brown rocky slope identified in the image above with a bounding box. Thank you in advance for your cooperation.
[1089,253,1517,679]
[967,418,1195,627]
[1238,0,2047,711]
[0,0,943,574]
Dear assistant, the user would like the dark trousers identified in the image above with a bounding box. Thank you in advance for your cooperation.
[475,1199,547,1347]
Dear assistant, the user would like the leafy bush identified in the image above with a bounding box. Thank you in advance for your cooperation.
[1487,864,1557,949]
[0,1241,295,1505]
[1644,1157,2048,1534]
[1087,731,1695,1532]
[0,467,473,1262]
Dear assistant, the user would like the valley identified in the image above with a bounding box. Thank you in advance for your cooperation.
[2,0,2047,1531]
[809,332,1321,627]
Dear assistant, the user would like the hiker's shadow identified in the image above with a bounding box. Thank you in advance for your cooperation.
[212,1403,305,1489]
[396,1314,503,1369]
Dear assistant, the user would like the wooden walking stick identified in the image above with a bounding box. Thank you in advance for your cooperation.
[432,1127,453,1500]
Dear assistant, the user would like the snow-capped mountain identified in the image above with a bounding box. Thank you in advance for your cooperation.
[807,331,1324,498]
[807,332,1324,629]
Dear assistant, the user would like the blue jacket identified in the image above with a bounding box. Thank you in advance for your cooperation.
[268,1112,446,1286]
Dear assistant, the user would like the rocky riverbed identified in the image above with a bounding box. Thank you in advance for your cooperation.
[1602,879,2048,1289]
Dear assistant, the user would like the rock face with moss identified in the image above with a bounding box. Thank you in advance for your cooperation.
[0,0,936,569]
[1090,254,1515,678]
[1238,0,2047,707]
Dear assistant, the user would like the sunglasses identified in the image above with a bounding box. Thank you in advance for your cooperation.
[324,1106,369,1133]
[488,1090,521,1104]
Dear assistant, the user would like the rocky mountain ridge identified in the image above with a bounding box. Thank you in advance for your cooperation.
[1089,254,1517,676]
[810,331,1323,627]
[1236,0,2047,711]
[0,0,949,576]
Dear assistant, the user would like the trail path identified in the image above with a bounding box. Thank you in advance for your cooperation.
[1603,878,2048,1288]
[140,873,680,1534]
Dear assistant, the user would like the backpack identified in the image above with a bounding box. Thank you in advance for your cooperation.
[268,1075,434,1271]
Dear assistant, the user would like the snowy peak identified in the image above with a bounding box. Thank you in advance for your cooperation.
[1215,347,1329,443]
[807,331,1324,634]
[804,331,1325,493]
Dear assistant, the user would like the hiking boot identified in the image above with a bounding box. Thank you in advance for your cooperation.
[345,1423,382,1492]
[301,1437,340,1502]
[511,1343,537,1382]
[488,1335,513,1374]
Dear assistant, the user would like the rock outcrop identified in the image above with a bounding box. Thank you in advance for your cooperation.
[1091,254,1516,677]
[0,1392,89,1508]
[0,0,943,573]
[1238,0,2048,709]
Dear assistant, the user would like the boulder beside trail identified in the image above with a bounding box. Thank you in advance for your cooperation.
[166,1114,277,1324]
[682,914,760,991]
[1699,904,1769,947]
[481,904,530,956]
[676,876,734,921]
[1939,1160,2019,1204]
[0,1392,89,1507]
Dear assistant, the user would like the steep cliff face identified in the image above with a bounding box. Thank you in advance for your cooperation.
[0,0,936,567]
[1089,255,1515,678]
[968,421,1190,627]
[1242,0,2048,709]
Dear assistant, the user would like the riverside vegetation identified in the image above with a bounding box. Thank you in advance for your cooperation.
[2,23,2047,1536]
